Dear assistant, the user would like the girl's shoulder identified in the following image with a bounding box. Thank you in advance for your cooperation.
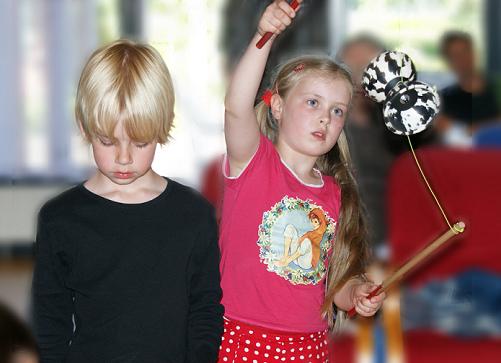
[322,174,342,197]
[223,132,279,182]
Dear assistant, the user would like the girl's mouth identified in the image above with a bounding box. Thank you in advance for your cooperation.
[311,131,326,141]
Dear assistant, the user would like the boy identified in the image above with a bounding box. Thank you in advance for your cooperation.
[31,39,223,363]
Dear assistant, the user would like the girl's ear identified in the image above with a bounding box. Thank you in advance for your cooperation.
[270,94,283,123]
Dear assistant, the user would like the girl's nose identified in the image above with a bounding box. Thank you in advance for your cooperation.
[320,117,330,125]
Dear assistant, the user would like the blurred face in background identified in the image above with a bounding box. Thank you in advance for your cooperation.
[340,41,382,89]
[443,39,474,82]
[339,40,383,126]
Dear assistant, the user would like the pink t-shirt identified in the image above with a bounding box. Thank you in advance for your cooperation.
[219,134,341,332]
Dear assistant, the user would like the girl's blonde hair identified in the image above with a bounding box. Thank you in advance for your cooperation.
[76,39,175,144]
[256,56,371,332]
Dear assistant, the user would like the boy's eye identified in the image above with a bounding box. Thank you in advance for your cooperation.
[307,99,318,107]
[332,108,344,117]
[135,142,149,149]
[98,138,114,146]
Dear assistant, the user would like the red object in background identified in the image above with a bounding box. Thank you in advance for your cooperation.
[388,148,501,363]
[256,0,300,49]
[389,148,501,285]
[201,156,224,223]
[402,331,501,363]
[329,333,355,362]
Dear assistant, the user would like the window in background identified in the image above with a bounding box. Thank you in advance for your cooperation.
[344,0,483,87]
[7,0,226,187]
[21,0,49,174]
[146,0,226,186]
[19,0,113,180]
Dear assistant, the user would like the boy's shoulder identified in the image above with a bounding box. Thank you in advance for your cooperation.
[38,184,85,222]
[38,178,215,223]
[167,178,214,218]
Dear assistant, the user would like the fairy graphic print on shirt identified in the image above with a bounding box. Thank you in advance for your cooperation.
[257,196,336,285]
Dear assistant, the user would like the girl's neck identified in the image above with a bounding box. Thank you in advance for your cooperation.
[275,139,322,185]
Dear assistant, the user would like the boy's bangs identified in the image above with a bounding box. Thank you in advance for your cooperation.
[86,88,163,144]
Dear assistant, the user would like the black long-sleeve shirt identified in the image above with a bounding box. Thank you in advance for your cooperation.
[32,178,224,363]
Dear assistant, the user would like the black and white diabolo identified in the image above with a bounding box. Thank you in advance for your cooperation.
[361,51,440,136]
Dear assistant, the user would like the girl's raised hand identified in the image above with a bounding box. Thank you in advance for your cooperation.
[350,282,386,317]
[257,0,302,37]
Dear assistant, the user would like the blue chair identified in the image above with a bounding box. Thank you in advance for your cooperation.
[473,123,501,147]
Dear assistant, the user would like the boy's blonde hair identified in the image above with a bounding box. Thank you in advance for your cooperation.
[76,39,175,144]
[256,56,371,333]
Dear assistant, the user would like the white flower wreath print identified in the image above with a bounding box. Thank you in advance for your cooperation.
[257,196,336,285]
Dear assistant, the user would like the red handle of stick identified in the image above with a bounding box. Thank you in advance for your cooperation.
[256,0,300,49]
[347,284,383,318]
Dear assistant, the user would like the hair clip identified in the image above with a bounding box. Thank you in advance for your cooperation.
[261,89,273,106]
[293,63,305,73]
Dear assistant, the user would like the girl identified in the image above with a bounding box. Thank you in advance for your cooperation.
[218,1,386,362]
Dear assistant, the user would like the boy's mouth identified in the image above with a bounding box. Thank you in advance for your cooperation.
[114,172,134,179]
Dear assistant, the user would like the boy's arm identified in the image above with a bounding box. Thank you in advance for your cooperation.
[185,206,224,363]
[224,1,300,177]
[32,211,74,362]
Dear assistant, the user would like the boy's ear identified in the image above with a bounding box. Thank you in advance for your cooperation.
[270,94,283,122]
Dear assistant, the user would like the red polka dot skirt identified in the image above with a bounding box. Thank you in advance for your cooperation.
[218,317,329,362]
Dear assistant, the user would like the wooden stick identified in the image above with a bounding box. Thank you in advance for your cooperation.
[347,221,466,318]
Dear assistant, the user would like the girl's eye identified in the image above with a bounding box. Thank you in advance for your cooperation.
[135,143,149,149]
[307,99,318,107]
[332,108,344,117]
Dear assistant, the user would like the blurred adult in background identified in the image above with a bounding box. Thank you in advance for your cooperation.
[337,34,440,250]
[336,34,392,250]
[436,30,500,145]
[338,35,386,128]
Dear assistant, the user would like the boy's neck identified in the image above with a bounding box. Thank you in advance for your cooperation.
[84,169,168,204]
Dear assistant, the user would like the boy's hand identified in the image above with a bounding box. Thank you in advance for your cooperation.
[350,282,386,317]
[258,0,302,37]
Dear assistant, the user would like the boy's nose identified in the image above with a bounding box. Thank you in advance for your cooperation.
[115,146,133,165]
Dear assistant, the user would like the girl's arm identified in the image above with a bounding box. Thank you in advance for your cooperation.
[224,0,301,177]
[333,275,386,317]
